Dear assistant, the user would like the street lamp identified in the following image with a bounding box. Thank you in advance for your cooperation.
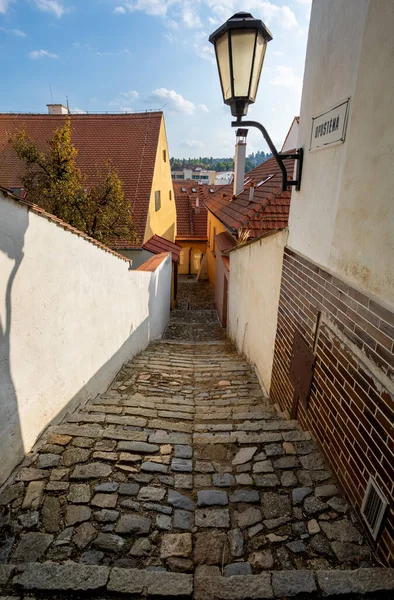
[209,12,303,191]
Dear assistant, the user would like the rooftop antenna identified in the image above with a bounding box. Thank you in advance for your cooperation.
[66,96,70,114]
[49,83,53,104]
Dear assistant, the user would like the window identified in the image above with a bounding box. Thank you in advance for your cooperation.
[169,190,172,201]
[181,187,186,192]
[192,187,196,193]
[155,190,161,211]
[208,221,211,247]
[163,149,167,162]
[9,187,26,199]
[212,227,216,252]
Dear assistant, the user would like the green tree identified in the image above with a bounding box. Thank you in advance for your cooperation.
[11,119,137,246]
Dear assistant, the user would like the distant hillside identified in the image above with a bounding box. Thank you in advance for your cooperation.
[170,151,273,174]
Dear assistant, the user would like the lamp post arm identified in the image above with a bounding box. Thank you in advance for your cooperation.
[231,119,303,192]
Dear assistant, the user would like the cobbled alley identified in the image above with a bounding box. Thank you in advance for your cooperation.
[0,279,393,598]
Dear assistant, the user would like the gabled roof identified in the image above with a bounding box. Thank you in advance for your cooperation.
[142,234,181,263]
[173,181,224,240]
[0,112,163,247]
[204,153,295,239]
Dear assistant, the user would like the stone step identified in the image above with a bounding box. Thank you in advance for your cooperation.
[2,563,393,598]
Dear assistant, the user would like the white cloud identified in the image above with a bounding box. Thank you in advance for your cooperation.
[181,139,204,149]
[198,104,209,113]
[33,0,66,18]
[182,2,201,28]
[193,32,215,61]
[270,65,302,92]
[111,1,297,31]
[70,108,86,114]
[110,90,139,110]
[118,0,168,17]
[205,1,297,30]
[0,0,13,14]
[0,26,27,37]
[120,90,139,100]
[146,88,195,114]
[164,32,176,43]
[28,49,58,59]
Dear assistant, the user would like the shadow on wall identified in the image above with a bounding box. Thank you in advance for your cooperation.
[0,206,29,486]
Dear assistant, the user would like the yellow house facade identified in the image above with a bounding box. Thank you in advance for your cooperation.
[144,116,176,244]
[206,210,230,289]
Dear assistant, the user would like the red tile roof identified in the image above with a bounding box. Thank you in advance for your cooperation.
[204,154,295,239]
[136,252,169,272]
[215,230,236,254]
[142,234,181,263]
[0,112,163,248]
[0,185,130,263]
[173,181,224,240]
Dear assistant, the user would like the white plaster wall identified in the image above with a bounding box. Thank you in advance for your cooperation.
[0,194,171,485]
[228,230,288,391]
[281,118,299,152]
[288,0,394,307]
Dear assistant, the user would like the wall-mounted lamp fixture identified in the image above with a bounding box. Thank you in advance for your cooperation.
[209,12,303,191]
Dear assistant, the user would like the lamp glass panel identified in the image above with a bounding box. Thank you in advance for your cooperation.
[249,31,267,101]
[215,32,232,100]
[230,29,256,98]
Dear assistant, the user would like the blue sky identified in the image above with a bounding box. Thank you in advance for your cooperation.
[0,0,311,157]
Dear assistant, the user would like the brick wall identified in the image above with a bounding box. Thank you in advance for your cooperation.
[270,247,394,566]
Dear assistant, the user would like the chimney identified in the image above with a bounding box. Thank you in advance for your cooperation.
[233,128,248,196]
[47,104,69,115]
[249,182,255,202]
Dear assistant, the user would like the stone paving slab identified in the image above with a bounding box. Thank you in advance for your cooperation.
[1,563,393,598]
[0,279,390,599]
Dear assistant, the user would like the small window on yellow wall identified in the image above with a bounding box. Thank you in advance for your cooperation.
[213,227,216,252]
[169,190,172,201]
[163,149,167,162]
[155,190,161,211]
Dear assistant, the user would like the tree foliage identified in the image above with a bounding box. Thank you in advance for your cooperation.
[11,119,137,246]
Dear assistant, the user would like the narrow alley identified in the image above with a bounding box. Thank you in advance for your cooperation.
[0,279,392,598]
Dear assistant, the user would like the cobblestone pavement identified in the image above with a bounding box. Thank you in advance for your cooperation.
[1,281,393,598]
[163,276,226,342]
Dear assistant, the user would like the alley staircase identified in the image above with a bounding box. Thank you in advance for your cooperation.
[0,278,393,598]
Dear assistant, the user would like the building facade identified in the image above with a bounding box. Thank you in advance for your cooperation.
[270,0,394,565]
[171,168,216,185]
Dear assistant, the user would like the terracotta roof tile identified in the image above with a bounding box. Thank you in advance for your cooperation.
[173,180,225,240]
[0,112,163,247]
[142,234,181,263]
[136,252,169,272]
[204,154,295,238]
[215,230,236,254]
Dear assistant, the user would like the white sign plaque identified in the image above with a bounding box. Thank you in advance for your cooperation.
[310,99,350,151]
